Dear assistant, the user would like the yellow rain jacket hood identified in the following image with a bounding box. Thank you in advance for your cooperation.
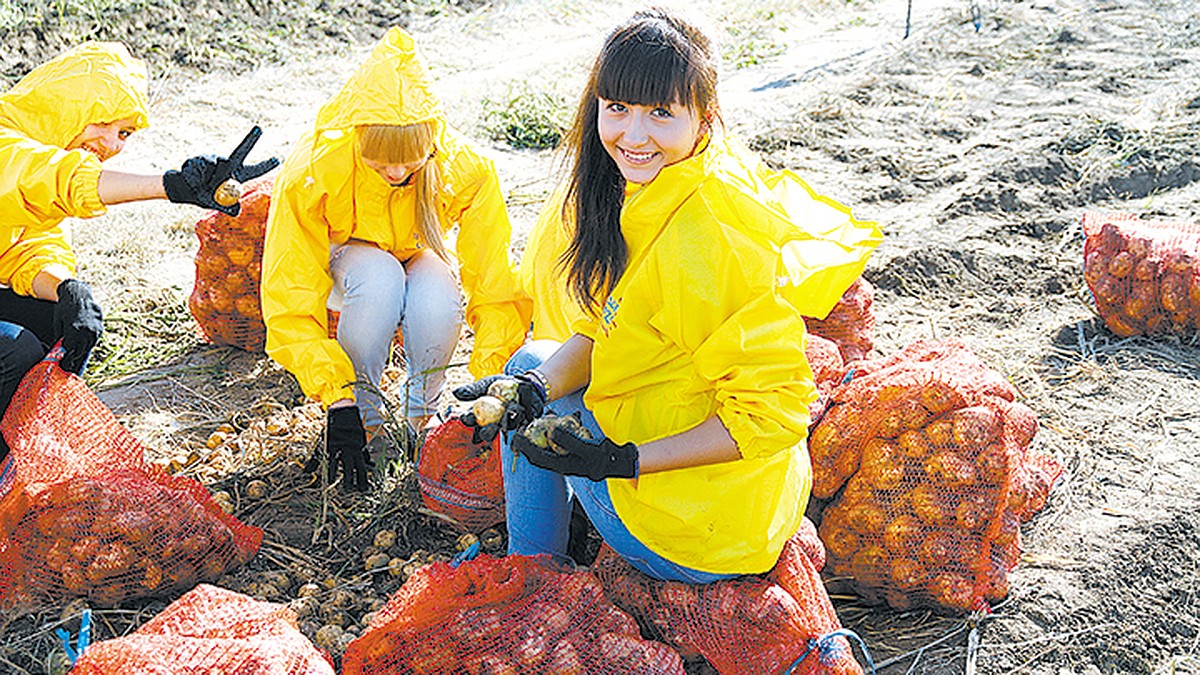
[261,27,531,407]
[570,135,881,574]
[0,41,150,296]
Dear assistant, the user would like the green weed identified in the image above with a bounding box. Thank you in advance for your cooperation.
[481,82,571,151]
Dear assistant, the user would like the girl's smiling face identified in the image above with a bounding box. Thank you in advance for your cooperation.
[66,116,139,161]
[597,98,703,184]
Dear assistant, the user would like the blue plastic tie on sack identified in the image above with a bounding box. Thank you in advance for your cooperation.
[55,608,92,665]
[450,540,481,568]
[840,365,858,384]
[784,628,877,675]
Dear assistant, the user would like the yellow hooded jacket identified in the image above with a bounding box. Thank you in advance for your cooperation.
[570,136,882,574]
[0,42,149,297]
[519,186,585,342]
[260,27,531,406]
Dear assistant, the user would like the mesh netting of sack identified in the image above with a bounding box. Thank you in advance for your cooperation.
[70,584,336,674]
[0,356,262,609]
[1082,211,1200,337]
[591,520,863,675]
[416,418,504,532]
[803,277,876,364]
[189,176,274,351]
[343,553,686,674]
[808,339,1062,614]
[806,333,848,425]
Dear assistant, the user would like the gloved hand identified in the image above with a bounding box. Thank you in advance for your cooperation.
[163,126,279,216]
[52,279,103,375]
[511,424,638,481]
[308,405,372,492]
[453,372,547,443]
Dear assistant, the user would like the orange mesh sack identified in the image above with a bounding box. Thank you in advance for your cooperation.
[592,521,864,675]
[0,355,262,610]
[416,418,504,532]
[189,176,273,351]
[803,277,876,363]
[343,553,685,674]
[806,333,847,424]
[1082,211,1200,337]
[71,584,335,674]
[809,339,1062,614]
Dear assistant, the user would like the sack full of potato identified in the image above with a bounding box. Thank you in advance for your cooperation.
[342,553,685,674]
[0,352,262,610]
[591,520,864,675]
[189,176,274,351]
[1082,211,1200,337]
[70,584,336,674]
[809,339,1061,614]
[415,418,504,532]
[803,277,877,364]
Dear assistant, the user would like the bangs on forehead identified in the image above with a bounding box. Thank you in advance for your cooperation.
[596,33,697,108]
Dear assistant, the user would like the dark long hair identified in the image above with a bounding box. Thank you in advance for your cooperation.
[560,7,720,310]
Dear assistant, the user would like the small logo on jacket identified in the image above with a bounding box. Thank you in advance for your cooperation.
[601,296,621,335]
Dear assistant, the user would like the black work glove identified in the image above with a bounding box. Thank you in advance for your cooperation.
[52,279,103,375]
[453,372,547,443]
[308,406,372,492]
[511,424,638,481]
[163,126,279,216]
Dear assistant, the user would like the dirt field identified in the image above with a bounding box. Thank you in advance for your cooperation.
[2,0,1199,673]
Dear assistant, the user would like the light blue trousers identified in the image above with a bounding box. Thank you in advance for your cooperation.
[328,243,462,428]
[502,340,736,583]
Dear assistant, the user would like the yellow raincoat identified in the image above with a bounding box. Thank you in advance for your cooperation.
[570,135,882,574]
[0,42,149,297]
[519,187,584,341]
[261,27,531,407]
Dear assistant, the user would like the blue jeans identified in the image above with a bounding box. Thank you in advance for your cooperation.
[328,243,463,428]
[502,341,737,583]
[0,320,47,462]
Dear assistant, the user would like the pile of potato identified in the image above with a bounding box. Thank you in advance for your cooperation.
[809,339,1060,613]
[189,177,274,351]
[1082,211,1200,337]
[9,472,259,606]
[342,554,685,674]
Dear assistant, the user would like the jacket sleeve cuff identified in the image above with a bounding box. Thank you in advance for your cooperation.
[71,158,108,218]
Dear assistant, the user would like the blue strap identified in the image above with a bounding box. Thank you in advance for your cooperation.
[55,608,92,665]
[450,540,481,568]
[783,628,877,675]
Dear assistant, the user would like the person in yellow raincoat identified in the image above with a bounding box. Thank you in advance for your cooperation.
[455,7,882,579]
[0,41,276,463]
[260,27,531,492]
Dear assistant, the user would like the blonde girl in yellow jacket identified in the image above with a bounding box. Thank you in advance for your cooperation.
[0,41,275,463]
[456,8,880,578]
[260,28,531,492]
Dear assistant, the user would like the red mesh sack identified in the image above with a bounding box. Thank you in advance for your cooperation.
[343,553,685,674]
[0,354,262,609]
[806,333,847,424]
[804,277,876,363]
[71,584,335,674]
[416,418,504,532]
[189,176,274,351]
[592,520,864,674]
[809,339,1062,613]
[1082,211,1200,337]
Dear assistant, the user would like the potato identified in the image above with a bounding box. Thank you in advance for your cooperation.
[471,395,506,426]
[214,179,242,207]
[928,571,977,612]
[860,438,905,490]
[882,514,923,555]
[486,377,520,402]
[889,556,925,590]
[523,413,592,454]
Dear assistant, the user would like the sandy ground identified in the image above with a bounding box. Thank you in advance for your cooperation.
[7,0,1200,672]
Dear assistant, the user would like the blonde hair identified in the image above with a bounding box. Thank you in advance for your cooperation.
[358,122,448,261]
